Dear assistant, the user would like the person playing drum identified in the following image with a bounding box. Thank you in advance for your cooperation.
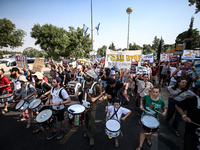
[136,86,167,150]
[0,68,12,114]
[16,75,37,128]
[32,72,52,133]
[74,70,102,146]
[45,77,71,140]
[105,98,131,148]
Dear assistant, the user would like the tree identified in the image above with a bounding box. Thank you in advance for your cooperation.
[65,26,92,58]
[157,38,163,60]
[129,43,141,50]
[97,45,107,57]
[22,47,43,58]
[151,36,160,51]
[109,42,116,51]
[175,17,200,49]
[142,44,156,55]
[30,23,69,59]
[189,0,200,14]
[0,18,26,49]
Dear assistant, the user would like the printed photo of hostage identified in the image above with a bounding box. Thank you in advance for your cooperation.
[181,59,193,70]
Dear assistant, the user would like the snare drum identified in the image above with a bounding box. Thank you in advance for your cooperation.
[140,115,160,133]
[15,100,29,112]
[105,119,121,138]
[68,104,85,126]
[29,99,43,112]
[36,109,56,131]
[0,94,14,103]
[66,81,81,95]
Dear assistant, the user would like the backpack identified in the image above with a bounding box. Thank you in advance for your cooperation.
[41,81,52,93]
[117,87,129,105]
[82,81,98,97]
[51,87,65,101]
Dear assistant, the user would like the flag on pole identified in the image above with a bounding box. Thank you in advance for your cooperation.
[83,24,89,37]
[95,23,100,35]
[95,57,98,65]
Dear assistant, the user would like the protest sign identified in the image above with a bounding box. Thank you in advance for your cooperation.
[136,66,147,74]
[105,49,142,69]
[182,49,200,60]
[101,57,105,64]
[131,61,138,73]
[15,55,27,69]
[62,59,68,67]
[160,54,169,61]
[169,54,179,65]
[141,54,154,63]
[32,58,44,72]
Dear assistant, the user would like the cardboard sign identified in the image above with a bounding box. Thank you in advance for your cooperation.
[15,55,27,69]
[62,59,68,67]
[136,66,147,74]
[32,58,44,73]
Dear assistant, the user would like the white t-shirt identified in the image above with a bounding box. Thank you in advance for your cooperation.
[92,68,99,79]
[168,86,195,102]
[146,67,152,80]
[137,80,153,97]
[12,78,21,92]
[170,67,182,82]
[51,87,69,110]
[108,106,130,122]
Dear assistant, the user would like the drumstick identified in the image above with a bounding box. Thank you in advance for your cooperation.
[191,121,200,127]
[155,110,163,115]
[143,109,154,116]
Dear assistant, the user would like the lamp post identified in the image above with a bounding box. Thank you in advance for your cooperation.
[126,7,133,50]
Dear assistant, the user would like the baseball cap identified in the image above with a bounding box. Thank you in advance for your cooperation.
[55,77,62,83]
[77,65,82,69]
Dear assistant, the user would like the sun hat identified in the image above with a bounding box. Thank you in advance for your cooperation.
[32,72,43,80]
[18,75,28,82]
[85,70,95,78]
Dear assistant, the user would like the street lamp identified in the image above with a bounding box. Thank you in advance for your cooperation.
[126,7,133,50]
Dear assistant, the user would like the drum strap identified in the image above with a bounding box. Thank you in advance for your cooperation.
[197,96,200,109]
[110,106,121,120]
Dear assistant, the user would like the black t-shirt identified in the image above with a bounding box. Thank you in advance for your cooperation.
[105,83,123,103]
[105,68,110,77]
[50,70,56,78]
[35,82,52,97]
[99,71,106,81]
[177,96,200,135]
[64,69,71,82]
[58,71,66,83]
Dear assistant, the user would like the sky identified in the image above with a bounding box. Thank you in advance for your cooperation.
[0,0,200,52]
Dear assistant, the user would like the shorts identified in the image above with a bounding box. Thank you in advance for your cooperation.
[55,108,65,121]
[128,82,135,89]
[94,78,99,82]
[100,80,107,87]
[122,79,127,83]
[160,74,167,79]
[152,75,157,81]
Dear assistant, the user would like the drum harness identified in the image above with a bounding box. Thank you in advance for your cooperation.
[81,80,97,109]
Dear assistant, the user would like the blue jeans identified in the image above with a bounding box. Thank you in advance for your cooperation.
[166,99,182,131]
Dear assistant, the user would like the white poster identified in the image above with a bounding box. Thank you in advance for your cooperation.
[15,55,28,69]
[105,49,142,69]
[182,49,200,60]
[141,54,154,63]
[160,54,169,61]
[136,66,147,74]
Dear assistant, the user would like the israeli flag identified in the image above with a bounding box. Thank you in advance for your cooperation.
[83,24,89,37]
[95,57,98,62]
[95,23,100,35]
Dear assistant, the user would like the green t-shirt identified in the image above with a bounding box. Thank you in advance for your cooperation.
[143,95,165,118]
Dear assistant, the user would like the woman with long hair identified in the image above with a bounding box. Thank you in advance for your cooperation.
[26,70,35,88]
[165,78,196,136]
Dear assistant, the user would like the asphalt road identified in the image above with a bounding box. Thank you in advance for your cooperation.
[0,94,184,150]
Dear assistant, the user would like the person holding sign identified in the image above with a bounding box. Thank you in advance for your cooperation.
[136,87,167,150]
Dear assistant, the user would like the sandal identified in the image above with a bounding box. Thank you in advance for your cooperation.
[33,128,41,134]
[115,140,119,148]
[172,130,180,137]
[26,123,31,129]
[146,138,152,146]
[136,146,142,150]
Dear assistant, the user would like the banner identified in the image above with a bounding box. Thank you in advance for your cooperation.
[141,54,154,63]
[182,49,200,60]
[105,49,142,69]
[32,58,44,73]
[15,55,27,69]
[62,59,68,67]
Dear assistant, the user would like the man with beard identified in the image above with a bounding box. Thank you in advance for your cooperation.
[74,70,103,145]
[175,87,200,150]
[0,69,12,114]
[45,77,71,140]
[32,72,52,133]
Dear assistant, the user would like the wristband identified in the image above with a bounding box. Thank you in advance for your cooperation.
[182,115,187,118]
[60,102,62,105]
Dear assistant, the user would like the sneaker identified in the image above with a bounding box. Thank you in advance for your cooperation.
[90,138,94,145]
[84,133,88,138]
[46,131,58,140]
[57,130,64,140]
[131,93,134,96]
[21,116,28,121]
